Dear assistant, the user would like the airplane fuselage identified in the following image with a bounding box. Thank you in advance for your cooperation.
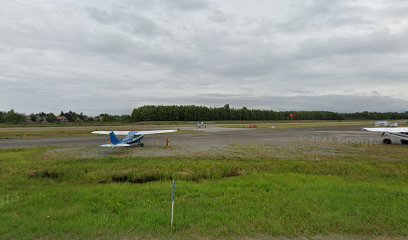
[92,129,176,148]
[364,128,408,145]
[120,133,144,146]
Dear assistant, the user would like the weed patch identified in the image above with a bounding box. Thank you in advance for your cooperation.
[29,170,64,180]
[110,174,162,184]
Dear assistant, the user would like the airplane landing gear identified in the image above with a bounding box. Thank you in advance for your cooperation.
[383,139,392,145]
[140,143,145,147]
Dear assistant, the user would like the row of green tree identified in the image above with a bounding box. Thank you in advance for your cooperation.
[26,111,90,123]
[131,105,408,121]
[2,106,407,124]
[0,110,27,124]
[0,110,131,124]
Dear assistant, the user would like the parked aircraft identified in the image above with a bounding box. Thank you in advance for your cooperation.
[374,121,398,127]
[364,128,408,145]
[92,130,176,148]
[192,121,215,128]
[196,121,207,128]
[375,121,390,127]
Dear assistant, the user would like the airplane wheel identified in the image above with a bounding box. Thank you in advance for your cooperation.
[383,139,392,145]
[401,140,408,145]
[140,143,144,147]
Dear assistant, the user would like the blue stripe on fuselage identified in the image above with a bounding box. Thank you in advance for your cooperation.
[120,134,144,145]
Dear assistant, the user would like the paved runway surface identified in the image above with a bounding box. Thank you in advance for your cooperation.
[0,126,384,149]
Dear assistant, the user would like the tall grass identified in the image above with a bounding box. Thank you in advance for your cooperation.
[0,147,407,239]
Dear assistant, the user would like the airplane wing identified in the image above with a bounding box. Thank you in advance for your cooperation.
[137,130,177,135]
[92,130,177,135]
[99,143,131,147]
[363,128,408,133]
[92,131,130,135]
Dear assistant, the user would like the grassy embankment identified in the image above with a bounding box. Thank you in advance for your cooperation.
[0,145,407,239]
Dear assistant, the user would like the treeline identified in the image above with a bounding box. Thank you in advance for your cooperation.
[26,111,90,123]
[0,110,26,124]
[2,106,407,124]
[0,109,131,124]
[131,105,408,121]
[55,111,131,123]
[341,112,408,120]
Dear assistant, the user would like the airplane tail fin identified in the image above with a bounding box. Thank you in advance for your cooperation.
[109,131,120,144]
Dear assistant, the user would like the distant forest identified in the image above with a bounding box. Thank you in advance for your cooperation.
[1,105,407,124]
[0,110,131,124]
[131,105,408,122]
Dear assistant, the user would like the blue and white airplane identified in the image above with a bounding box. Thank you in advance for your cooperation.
[92,130,176,148]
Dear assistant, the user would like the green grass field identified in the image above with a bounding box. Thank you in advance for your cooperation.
[1,145,407,239]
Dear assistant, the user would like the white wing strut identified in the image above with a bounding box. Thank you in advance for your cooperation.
[100,143,131,148]
[92,131,130,135]
[137,130,177,135]
[91,130,177,135]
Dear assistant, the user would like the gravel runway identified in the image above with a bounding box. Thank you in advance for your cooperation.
[0,126,384,149]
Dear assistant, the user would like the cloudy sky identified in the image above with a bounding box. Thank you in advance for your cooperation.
[1,0,408,115]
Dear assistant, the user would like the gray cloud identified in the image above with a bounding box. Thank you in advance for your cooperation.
[0,0,407,115]
[163,0,210,11]
[86,7,168,37]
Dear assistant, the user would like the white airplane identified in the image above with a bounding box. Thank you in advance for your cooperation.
[374,121,398,127]
[375,121,390,127]
[92,129,176,148]
[196,121,207,128]
[364,128,408,145]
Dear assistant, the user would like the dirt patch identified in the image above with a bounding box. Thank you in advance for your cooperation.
[223,168,244,178]
[30,170,63,180]
[97,168,245,185]
[111,174,162,184]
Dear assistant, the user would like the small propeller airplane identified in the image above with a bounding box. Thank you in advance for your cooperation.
[363,127,408,145]
[196,121,207,128]
[374,121,398,127]
[91,129,177,148]
[191,121,214,128]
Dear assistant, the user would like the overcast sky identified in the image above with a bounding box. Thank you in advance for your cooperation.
[1,0,408,115]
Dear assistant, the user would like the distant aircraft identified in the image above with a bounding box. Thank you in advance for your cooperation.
[374,121,398,127]
[193,121,215,128]
[375,121,390,127]
[364,128,408,145]
[196,121,207,128]
[92,130,176,148]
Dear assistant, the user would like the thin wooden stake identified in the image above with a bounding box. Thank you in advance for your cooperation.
[171,180,176,228]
